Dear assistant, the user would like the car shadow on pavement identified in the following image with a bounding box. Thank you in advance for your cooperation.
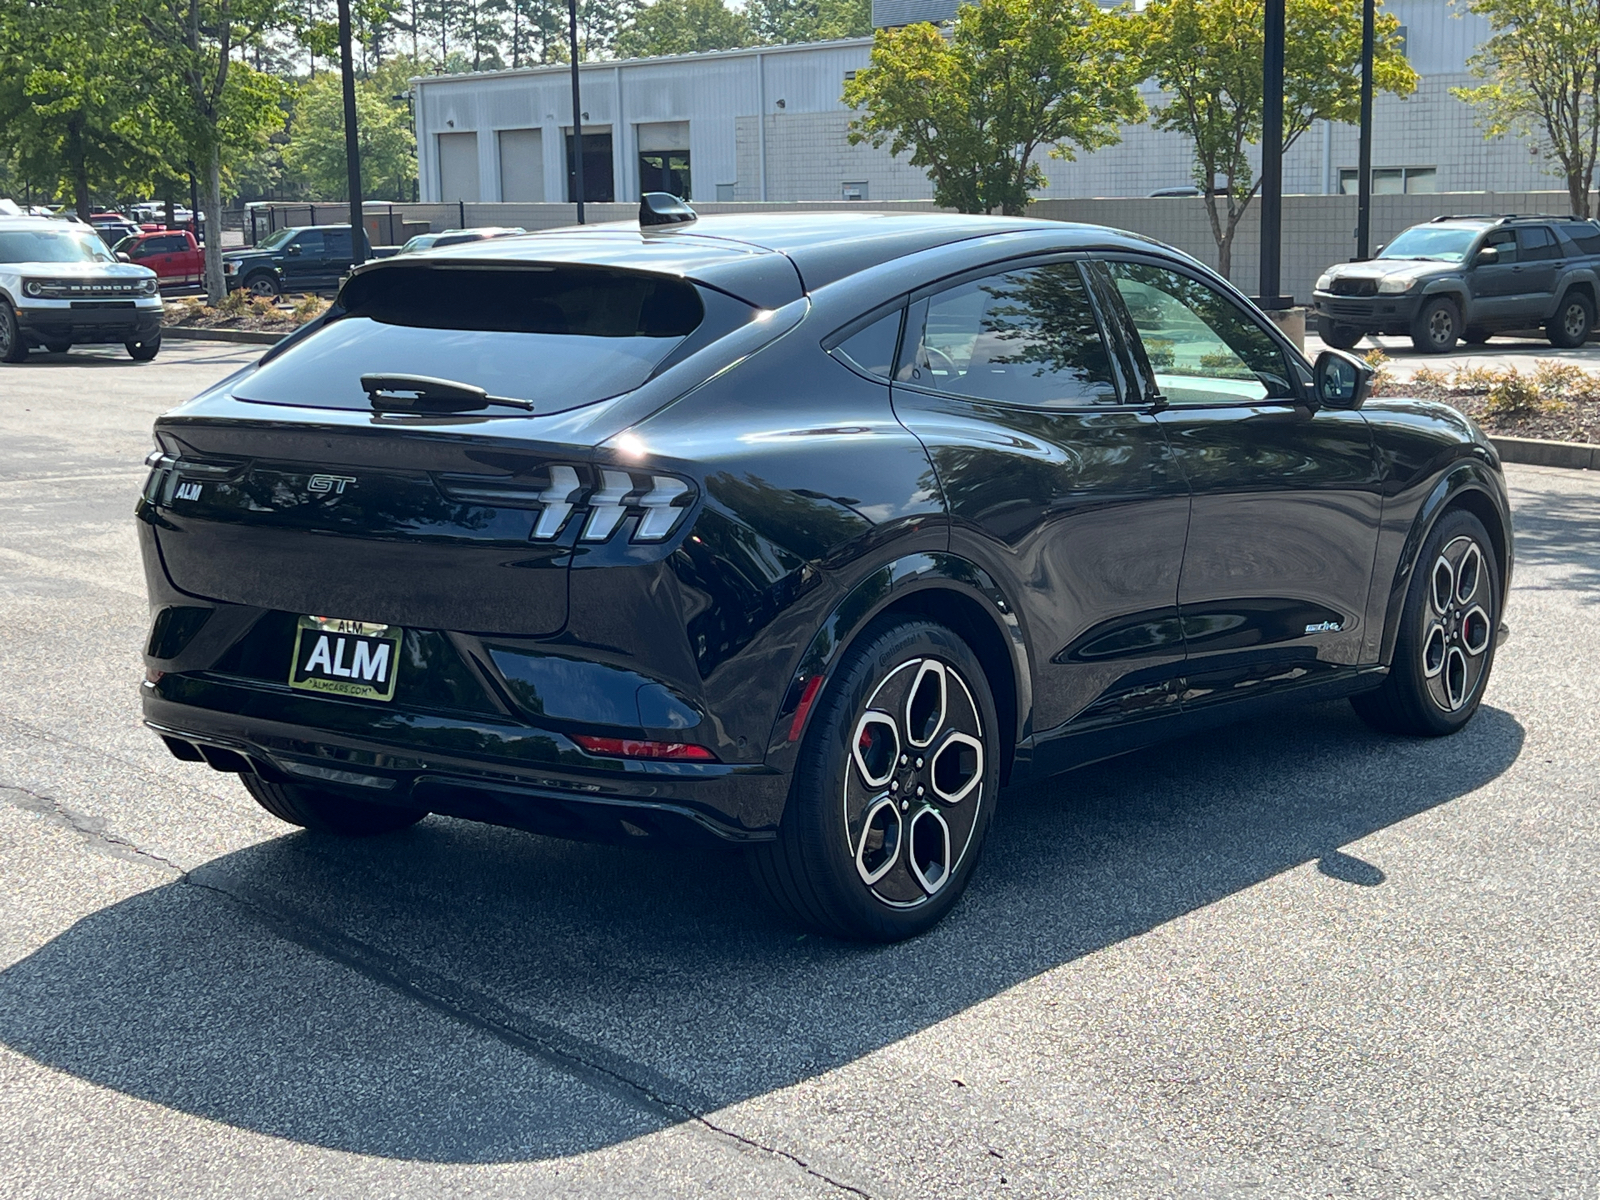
[0,700,1524,1163]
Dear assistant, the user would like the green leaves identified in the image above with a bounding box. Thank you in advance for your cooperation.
[284,69,417,200]
[1142,0,1416,277]
[615,0,751,58]
[845,0,1145,215]
[1453,0,1600,217]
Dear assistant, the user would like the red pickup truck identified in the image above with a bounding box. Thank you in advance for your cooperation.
[113,229,204,288]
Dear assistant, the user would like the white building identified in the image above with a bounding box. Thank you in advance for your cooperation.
[412,0,1553,207]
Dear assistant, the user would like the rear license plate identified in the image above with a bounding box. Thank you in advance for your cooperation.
[289,616,402,701]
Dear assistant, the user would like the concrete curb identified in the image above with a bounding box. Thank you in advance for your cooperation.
[1490,435,1600,470]
[160,326,286,346]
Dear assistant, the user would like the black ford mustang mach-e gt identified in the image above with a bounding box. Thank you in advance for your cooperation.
[138,202,1511,941]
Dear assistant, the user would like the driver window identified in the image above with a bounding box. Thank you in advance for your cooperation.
[292,229,324,254]
[1482,229,1517,263]
[1105,261,1293,405]
[897,262,1118,407]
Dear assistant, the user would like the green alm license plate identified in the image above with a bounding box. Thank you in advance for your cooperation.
[288,616,402,701]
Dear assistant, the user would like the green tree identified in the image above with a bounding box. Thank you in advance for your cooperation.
[0,0,172,216]
[616,0,750,57]
[134,0,293,300]
[1142,0,1417,280]
[1454,0,1600,218]
[746,0,870,43]
[284,68,417,198]
[844,0,1144,215]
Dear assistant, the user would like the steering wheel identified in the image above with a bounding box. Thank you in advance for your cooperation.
[923,345,961,380]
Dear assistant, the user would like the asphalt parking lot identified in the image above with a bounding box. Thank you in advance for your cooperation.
[1,340,1598,1199]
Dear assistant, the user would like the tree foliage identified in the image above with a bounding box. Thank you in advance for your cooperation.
[615,0,750,58]
[746,0,870,44]
[1454,0,1600,218]
[1142,0,1416,279]
[844,0,1145,215]
[284,66,417,199]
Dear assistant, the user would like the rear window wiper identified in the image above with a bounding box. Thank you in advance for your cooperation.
[360,373,535,414]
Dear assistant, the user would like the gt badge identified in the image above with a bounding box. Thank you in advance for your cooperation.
[308,473,357,495]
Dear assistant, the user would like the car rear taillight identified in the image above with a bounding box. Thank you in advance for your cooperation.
[572,736,718,761]
[435,463,695,545]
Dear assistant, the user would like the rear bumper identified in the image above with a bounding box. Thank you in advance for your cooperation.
[18,304,161,343]
[143,679,786,845]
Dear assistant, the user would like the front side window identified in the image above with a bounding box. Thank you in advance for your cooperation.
[292,229,325,255]
[1105,261,1293,405]
[897,262,1117,407]
[1482,229,1517,263]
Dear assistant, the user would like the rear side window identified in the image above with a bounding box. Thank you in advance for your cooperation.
[832,309,902,378]
[234,264,717,412]
[897,262,1118,407]
[1562,221,1600,255]
[1517,226,1560,261]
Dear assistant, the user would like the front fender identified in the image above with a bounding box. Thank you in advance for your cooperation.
[1377,458,1512,666]
[764,552,1031,782]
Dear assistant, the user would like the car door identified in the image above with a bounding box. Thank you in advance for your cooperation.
[885,256,1192,766]
[149,234,183,284]
[1095,257,1384,713]
[319,227,354,290]
[281,229,324,291]
[1468,228,1520,324]
[1515,225,1562,319]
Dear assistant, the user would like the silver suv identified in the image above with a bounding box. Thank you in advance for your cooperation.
[0,215,163,362]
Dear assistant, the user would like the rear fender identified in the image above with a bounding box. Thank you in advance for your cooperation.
[765,552,1030,784]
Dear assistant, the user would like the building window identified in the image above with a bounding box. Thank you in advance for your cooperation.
[639,153,691,200]
[843,181,869,201]
[1339,166,1436,194]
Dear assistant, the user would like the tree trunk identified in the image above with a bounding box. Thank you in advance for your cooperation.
[1570,170,1589,220]
[66,116,91,221]
[202,146,226,305]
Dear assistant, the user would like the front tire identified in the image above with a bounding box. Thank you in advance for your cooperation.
[44,340,71,354]
[752,617,1000,942]
[1410,297,1461,354]
[242,773,426,836]
[244,272,281,299]
[1351,509,1501,737]
[1317,319,1364,351]
[126,333,160,361]
[0,306,28,363]
[1546,291,1593,349]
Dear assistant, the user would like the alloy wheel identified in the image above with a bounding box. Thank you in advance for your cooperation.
[1420,535,1493,712]
[842,657,986,907]
[1427,306,1456,348]
[1564,301,1589,341]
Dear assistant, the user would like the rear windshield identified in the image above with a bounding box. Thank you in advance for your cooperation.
[233,264,711,411]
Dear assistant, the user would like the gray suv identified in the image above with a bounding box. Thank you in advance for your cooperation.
[1312,215,1600,353]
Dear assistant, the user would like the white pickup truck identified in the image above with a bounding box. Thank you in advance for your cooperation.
[0,213,164,362]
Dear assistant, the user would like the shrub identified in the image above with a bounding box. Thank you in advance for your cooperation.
[1362,348,1394,396]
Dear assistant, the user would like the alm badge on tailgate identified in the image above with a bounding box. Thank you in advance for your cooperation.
[289,616,402,701]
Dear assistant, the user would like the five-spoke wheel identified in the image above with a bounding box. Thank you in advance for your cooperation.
[753,616,999,942]
[1352,508,1501,736]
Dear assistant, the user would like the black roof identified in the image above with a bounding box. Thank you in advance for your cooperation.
[363,211,1166,308]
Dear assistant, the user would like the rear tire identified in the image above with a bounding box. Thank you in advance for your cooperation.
[1317,320,1364,351]
[1351,509,1501,737]
[0,307,28,363]
[125,333,160,361]
[751,616,1000,942]
[1546,291,1593,349]
[242,773,426,836]
[1410,297,1461,354]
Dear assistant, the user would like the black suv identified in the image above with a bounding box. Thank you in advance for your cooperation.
[1313,214,1600,352]
[139,207,1511,941]
[223,225,373,297]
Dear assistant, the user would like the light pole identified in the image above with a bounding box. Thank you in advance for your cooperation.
[568,0,586,223]
[1258,0,1288,309]
[338,0,365,264]
[1355,0,1376,259]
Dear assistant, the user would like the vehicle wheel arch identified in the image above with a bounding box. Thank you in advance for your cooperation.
[767,553,1029,788]
[1381,463,1511,667]
[1421,282,1470,310]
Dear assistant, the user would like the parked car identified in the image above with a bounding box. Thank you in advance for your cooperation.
[396,226,527,254]
[1313,214,1600,352]
[90,215,142,246]
[222,224,372,296]
[0,214,162,360]
[114,229,205,288]
[138,202,1510,941]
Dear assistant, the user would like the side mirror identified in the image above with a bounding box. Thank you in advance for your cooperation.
[284,244,301,256]
[1314,349,1373,409]
[115,251,131,263]
[1475,245,1499,266]
[1374,243,1386,255]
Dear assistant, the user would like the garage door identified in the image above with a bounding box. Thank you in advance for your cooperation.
[437,132,480,202]
[498,129,544,202]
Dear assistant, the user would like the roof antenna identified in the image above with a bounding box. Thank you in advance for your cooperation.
[640,193,697,227]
